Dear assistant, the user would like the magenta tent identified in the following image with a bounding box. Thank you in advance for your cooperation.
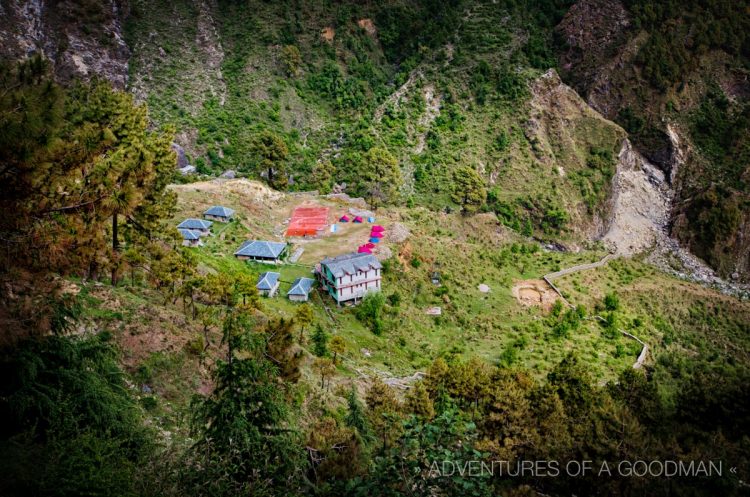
[357,246,372,253]
[371,225,385,232]
[339,215,350,222]
[365,242,376,249]
[353,216,364,223]
[370,231,383,238]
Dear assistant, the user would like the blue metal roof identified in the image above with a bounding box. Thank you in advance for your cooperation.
[178,228,201,240]
[257,272,280,291]
[178,218,212,230]
[234,240,287,259]
[204,205,235,218]
[287,277,315,297]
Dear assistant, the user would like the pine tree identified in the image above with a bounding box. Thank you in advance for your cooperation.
[294,303,313,343]
[234,272,259,307]
[329,335,346,365]
[251,130,288,190]
[313,357,336,389]
[405,381,435,420]
[357,147,402,206]
[0,58,176,281]
[366,378,402,451]
[263,317,302,383]
[345,385,371,441]
[311,323,329,357]
[190,310,302,493]
[451,165,487,214]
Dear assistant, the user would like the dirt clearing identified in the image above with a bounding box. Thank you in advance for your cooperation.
[512,279,559,311]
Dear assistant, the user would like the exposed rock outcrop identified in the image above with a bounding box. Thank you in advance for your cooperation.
[0,0,130,87]
[602,139,670,255]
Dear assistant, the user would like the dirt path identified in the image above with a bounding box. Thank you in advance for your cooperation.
[373,69,422,123]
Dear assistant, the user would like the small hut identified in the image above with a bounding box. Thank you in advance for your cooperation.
[234,240,287,264]
[178,229,204,247]
[177,218,212,236]
[256,272,281,297]
[203,205,235,222]
[287,277,315,302]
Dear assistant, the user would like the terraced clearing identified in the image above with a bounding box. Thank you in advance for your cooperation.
[165,179,654,382]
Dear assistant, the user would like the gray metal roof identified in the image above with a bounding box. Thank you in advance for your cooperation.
[204,205,235,218]
[257,272,280,291]
[234,240,287,259]
[287,277,315,296]
[178,228,202,240]
[178,218,213,230]
[320,252,382,278]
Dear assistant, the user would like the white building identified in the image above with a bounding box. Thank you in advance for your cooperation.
[317,252,382,305]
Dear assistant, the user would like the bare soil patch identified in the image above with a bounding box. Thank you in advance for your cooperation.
[511,279,559,311]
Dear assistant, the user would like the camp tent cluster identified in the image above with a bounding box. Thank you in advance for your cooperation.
[358,225,384,254]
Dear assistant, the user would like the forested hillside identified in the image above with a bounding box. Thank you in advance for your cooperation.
[1,1,749,496]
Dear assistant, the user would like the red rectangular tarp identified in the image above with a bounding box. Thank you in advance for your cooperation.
[286,205,330,236]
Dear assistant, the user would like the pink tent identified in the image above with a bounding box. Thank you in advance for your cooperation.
[365,242,376,249]
[370,231,383,238]
[357,245,372,254]
[353,216,364,223]
[371,225,385,232]
[339,215,350,222]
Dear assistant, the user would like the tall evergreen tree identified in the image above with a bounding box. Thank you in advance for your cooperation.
[189,310,303,495]
[311,323,329,357]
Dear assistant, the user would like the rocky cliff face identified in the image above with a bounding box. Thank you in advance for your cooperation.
[556,0,750,282]
[525,69,625,240]
[0,0,130,88]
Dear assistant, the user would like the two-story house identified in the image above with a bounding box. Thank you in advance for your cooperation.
[318,252,382,305]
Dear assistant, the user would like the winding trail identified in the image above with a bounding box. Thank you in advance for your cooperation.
[543,253,650,370]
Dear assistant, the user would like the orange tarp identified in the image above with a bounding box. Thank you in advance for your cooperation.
[286,206,330,236]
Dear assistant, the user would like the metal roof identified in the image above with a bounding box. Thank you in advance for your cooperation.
[257,272,280,291]
[320,252,382,278]
[204,205,235,218]
[178,228,201,240]
[287,277,315,296]
[234,240,287,259]
[178,218,213,230]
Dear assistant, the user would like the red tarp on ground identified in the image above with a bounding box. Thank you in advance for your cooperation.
[371,225,385,232]
[353,216,363,223]
[286,205,330,236]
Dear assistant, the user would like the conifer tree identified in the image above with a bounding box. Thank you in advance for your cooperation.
[251,130,288,190]
[451,165,486,214]
[345,385,371,441]
[294,303,313,342]
[263,317,302,383]
[311,323,329,357]
[405,381,435,420]
[329,335,346,365]
[190,310,302,494]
